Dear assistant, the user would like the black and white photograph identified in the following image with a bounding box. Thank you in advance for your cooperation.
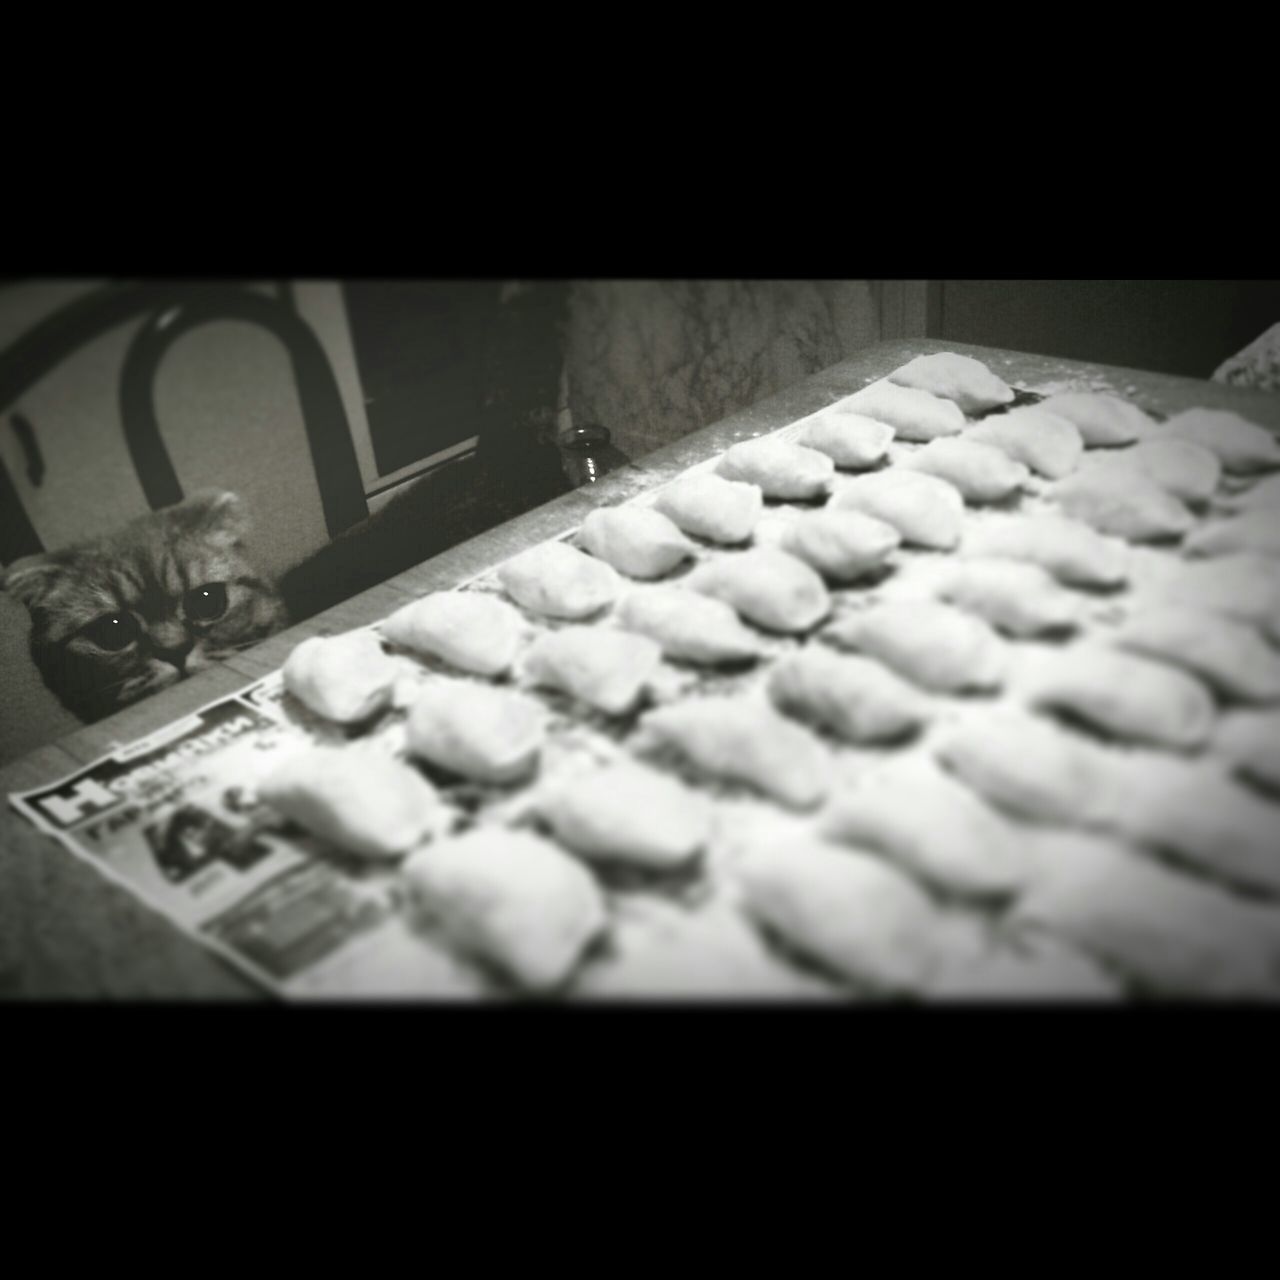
[3,277,1280,1004]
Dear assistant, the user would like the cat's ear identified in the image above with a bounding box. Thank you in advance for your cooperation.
[179,489,250,548]
[2,554,68,610]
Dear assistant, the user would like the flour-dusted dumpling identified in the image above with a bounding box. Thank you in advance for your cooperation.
[767,648,931,744]
[406,678,547,784]
[402,828,607,995]
[497,540,619,620]
[1018,644,1215,749]
[1037,392,1156,448]
[927,925,1124,1002]
[380,591,523,677]
[1116,756,1280,897]
[575,506,695,580]
[282,630,398,724]
[1214,710,1280,792]
[821,753,1033,899]
[522,626,662,716]
[793,409,894,469]
[534,760,712,869]
[1185,509,1280,559]
[634,696,833,810]
[824,600,1007,693]
[960,515,1129,588]
[1224,472,1280,512]
[1049,468,1194,542]
[685,547,830,634]
[1078,439,1221,504]
[259,745,449,860]
[715,436,836,501]
[1012,833,1280,999]
[1140,554,1280,627]
[886,351,1015,415]
[932,707,1126,828]
[1160,407,1280,473]
[734,834,944,995]
[1113,605,1280,703]
[575,895,847,1001]
[652,472,764,545]
[934,558,1079,637]
[829,469,965,550]
[842,378,966,441]
[965,407,1084,480]
[779,509,900,583]
[900,437,1029,504]
[613,586,762,666]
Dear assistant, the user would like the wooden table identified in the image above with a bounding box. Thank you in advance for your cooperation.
[4,339,1278,998]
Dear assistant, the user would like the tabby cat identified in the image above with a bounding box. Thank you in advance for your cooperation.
[2,490,288,722]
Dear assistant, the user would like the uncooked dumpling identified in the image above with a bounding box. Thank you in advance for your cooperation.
[900,437,1029,504]
[406,678,547,784]
[380,591,523,677]
[1113,756,1280,898]
[1160,408,1280,473]
[829,469,965,550]
[498,540,619,619]
[282,630,398,724]
[613,586,762,666]
[634,696,833,810]
[259,745,448,860]
[534,760,712,869]
[886,351,1015,415]
[1036,392,1155,448]
[960,514,1129,588]
[402,828,607,994]
[842,378,966,441]
[686,547,830,634]
[575,506,694,580]
[824,600,1007,694]
[820,754,1032,899]
[1049,468,1194,542]
[1224,472,1280,511]
[715,436,835,501]
[1018,643,1215,749]
[734,833,944,995]
[767,648,931,744]
[1113,605,1280,702]
[793,409,894,469]
[522,626,662,716]
[965,407,1084,480]
[1214,710,1280,792]
[575,896,847,1001]
[1185,508,1280,559]
[932,707,1126,828]
[779,509,900,583]
[652,472,764,544]
[1012,833,1280,998]
[933,558,1079,637]
[927,926,1123,1002]
[1139,554,1280,626]
[1078,439,1221,504]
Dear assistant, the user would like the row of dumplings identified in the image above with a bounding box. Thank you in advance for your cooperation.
[254,351,1280,997]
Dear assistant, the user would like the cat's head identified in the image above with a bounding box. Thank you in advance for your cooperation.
[2,490,289,722]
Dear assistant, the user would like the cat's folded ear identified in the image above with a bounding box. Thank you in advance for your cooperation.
[2,554,66,610]
[177,489,250,548]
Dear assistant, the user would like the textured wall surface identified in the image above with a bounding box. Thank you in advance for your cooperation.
[564,281,881,462]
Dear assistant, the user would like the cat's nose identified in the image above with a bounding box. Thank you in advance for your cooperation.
[152,630,194,673]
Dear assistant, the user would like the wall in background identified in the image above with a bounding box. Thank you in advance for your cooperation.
[933,280,1280,379]
[564,281,882,461]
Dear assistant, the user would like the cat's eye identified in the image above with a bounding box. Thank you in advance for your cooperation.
[81,612,142,651]
[184,583,228,622]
